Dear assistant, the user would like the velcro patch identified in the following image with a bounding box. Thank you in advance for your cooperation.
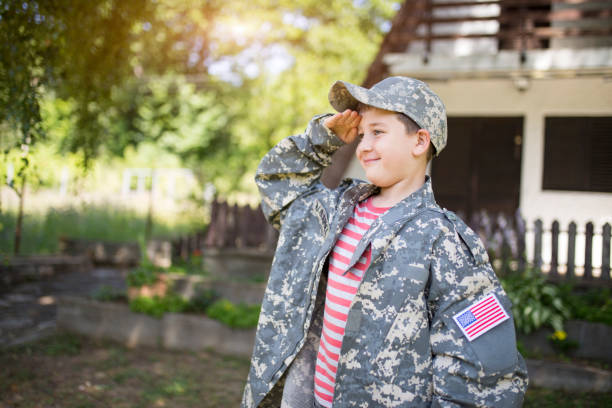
[453,293,509,341]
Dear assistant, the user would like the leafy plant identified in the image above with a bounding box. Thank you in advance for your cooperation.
[561,287,612,326]
[206,299,260,329]
[183,289,219,314]
[501,271,570,334]
[167,254,206,276]
[126,263,161,287]
[129,294,190,318]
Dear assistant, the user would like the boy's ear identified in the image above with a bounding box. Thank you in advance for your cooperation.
[413,129,431,157]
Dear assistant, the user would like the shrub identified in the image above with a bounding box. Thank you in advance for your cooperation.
[206,299,260,329]
[167,254,206,276]
[501,271,570,334]
[129,294,190,318]
[127,263,161,287]
[182,289,219,314]
[561,287,612,326]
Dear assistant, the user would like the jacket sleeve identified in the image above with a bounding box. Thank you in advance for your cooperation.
[255,113,345,229]
[428,214,528,407]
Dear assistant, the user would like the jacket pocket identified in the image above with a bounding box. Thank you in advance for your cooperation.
[440,293,518,378]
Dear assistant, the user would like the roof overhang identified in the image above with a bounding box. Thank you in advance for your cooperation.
[384,48,612,81]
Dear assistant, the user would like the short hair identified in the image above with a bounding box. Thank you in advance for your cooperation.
[356,103,436,161]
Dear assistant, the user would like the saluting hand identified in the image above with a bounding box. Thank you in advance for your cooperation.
[324,109,361,144]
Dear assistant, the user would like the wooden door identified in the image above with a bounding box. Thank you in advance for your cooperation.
[431,117,523,217]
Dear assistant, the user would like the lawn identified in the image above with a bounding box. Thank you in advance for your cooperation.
[1,333,610,408]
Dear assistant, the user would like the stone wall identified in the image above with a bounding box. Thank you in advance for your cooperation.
[57,296,256,356]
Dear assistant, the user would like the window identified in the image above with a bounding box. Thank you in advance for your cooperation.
[543,117,612,193]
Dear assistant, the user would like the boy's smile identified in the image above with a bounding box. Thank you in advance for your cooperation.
[356,107,430,207]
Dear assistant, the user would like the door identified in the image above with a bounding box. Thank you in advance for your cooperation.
[431,117,523,217]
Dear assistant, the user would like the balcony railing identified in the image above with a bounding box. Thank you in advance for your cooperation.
[389,0,612,62]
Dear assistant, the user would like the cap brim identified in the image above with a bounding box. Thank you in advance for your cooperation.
[328,80,391,113]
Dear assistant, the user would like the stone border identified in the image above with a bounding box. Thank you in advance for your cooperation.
[56,295,255,356]
[55,296,612,392]
[526,359,612,392]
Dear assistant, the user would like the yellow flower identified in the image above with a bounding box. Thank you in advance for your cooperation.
[552,330,567,341]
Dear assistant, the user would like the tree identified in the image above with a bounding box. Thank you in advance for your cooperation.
[1,0,401,253]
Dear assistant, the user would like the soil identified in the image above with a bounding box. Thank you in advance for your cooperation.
[0,333,250,408]
[2,333,612,408]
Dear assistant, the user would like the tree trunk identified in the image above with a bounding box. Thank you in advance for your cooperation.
[14,173,26,255]
[145,170,155,244]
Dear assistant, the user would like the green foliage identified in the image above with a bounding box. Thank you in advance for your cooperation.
[3,0,401,196]
[182,289,219,314]
[501,271,571,334]
[206,299,260,329]
[561,287,612,326]
[167,254,206,276]
[129,294,191,318]
[127,290,224,320]
[126,264,161,288]
[0,204,202,256]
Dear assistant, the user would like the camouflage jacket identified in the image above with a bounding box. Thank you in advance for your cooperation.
[242,114,528,407]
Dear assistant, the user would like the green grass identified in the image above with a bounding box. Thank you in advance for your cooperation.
[0,203,204,256]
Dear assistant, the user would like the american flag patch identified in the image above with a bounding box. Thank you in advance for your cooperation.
[453,293,509,341]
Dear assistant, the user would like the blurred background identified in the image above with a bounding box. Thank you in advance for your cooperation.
[1,0,611,407]
[1,0,402,256]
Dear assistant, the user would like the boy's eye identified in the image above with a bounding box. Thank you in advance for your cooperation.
[357,133,364,140]
[373,129,384,135]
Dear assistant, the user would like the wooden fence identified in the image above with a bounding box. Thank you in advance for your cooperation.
[463,209,611,285]
[203,199,278,251]
[201,200,611,285]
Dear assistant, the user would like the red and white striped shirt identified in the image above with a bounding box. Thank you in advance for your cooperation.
[314,197,389,407]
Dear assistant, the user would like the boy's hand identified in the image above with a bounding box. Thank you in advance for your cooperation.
[324,109,361,144]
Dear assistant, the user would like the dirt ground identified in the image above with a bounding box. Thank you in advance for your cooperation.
[2,333,611,408]
[0,333,250,408]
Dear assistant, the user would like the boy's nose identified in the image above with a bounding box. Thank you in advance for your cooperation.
[357,135,373,153]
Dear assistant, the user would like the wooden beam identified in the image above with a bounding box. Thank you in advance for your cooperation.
[421,9,611,24]
[389,26,612,42]
[431,0,612,8]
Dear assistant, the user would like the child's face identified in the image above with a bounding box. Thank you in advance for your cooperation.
[356,107,422,189]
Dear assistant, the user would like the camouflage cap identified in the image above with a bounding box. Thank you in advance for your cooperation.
[328,76,447,156]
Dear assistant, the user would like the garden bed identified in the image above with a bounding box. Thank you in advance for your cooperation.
[520,320,612,364]
[56,296,256,357]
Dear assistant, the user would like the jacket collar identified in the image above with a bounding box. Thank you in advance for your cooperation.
[348,175,437,223]
[341,176,438,274]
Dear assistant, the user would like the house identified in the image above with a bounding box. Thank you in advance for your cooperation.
[323,0,612,276]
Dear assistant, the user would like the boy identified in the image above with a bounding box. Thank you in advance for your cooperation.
[242,77,528,407]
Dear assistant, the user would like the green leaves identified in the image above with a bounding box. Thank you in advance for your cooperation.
[2,0,403,196]
[502,271,571,334]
